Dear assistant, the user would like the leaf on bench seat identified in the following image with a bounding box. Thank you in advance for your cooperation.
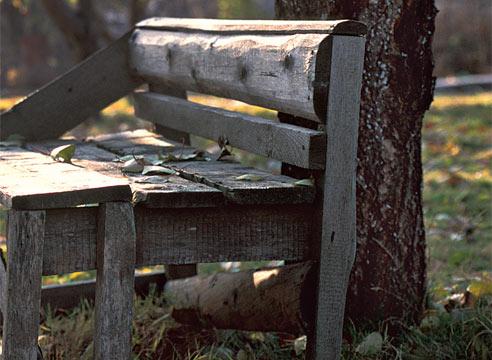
[50,144,76,163]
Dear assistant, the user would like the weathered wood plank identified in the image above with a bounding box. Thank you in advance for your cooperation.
[129,29,333,121]
[39,204,312,275]
[0,33,143,141]
[89,130,315,205]
[43,207,98,275]
[28,139,225,209]
[134,92,326,169]
[137,18,367,36]
[0,249,6,316]
[163,161,316,205]
[311,35,365,360]
[149,83,198,281]
[0,147,131,209]
[94,202,136,360]
[135,205,313,266]
[3,210,45,359]
[40,272,167,311]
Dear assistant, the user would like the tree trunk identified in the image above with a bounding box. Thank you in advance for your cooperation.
[164,262,316,335]
[276,0,436,328]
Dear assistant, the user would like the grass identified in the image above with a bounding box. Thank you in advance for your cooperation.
[0,91,491,358]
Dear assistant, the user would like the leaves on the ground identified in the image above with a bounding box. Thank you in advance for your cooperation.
[50,144,76,163]
[142,166,176,176]
[355,332,383,356]
[122,158,144,173]
[294,178,314,187]
[235,174,263,182]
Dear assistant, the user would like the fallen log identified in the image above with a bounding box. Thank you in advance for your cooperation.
[164,261,316,335]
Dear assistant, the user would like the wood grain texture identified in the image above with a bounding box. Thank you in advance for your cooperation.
[89,130,315,205]
[129,29,332,121]
[28,139,225,209]
[134,92,326,169]
[135,205,313,266]
[3,210,45,359]
[43,207,97,275]
[38,204,313,275]
[94,202,136,360]
[165,261,316,335]
[0,250,6,316]
[40,272,167,311]
[0,147,131,209]
[0,33,143,141]
[149,81,197,281]
[312,36,365,360]
[136,18,367,36]
[163,161,315,205]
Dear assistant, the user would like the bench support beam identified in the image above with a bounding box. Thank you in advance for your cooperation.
[94,202,136,360]
[3,210,45,359]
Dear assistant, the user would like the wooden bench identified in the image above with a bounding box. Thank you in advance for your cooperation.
[0,18,366,360]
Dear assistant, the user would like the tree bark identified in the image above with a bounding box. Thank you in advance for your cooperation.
[164,262,316,335]
[276,0,436,328]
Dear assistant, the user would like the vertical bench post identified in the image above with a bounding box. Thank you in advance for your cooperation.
[94,202,136,360]
[311,35,365,360]
[3,210,45,359]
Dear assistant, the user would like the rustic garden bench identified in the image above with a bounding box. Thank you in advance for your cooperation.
[0,18,366,360]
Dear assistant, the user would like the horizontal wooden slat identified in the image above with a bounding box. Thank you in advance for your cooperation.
[0,33,143,141]
[40,272,167,311]
[41,205,312,275]
[134,92,326,169]
[0,147,131,209]
[129,29,332,121]
[164,161,315,205]
[27,139,225,209]
[137,18,367,36]
[90,130,316,205]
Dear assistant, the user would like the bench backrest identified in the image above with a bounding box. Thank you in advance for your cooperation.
[130,18,367,170]
[0,18,366,171]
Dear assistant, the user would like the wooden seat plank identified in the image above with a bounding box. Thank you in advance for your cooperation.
[27,140,225,209]
[89,130,316,205]
[0,147,131,209]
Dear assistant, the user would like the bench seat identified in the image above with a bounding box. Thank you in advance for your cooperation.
[0,129,315,275]
[3,129,315,209]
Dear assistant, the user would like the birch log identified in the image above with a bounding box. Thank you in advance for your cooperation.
[164,262,316,335]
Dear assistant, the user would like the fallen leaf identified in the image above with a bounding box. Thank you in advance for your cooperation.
[293,335,307,355]
[50,144,76,163]
[355,332,383,356]
[142,166,176,176]
[235,174,263,182]
[294,178,314,187]
[114,154,143,163]
[122,158,144,173]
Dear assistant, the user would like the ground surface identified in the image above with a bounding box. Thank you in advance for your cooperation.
[0,91,490,359]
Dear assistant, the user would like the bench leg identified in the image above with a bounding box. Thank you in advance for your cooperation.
[2,210,45,359]
[306,35,365,360]
[94,202,136,360]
